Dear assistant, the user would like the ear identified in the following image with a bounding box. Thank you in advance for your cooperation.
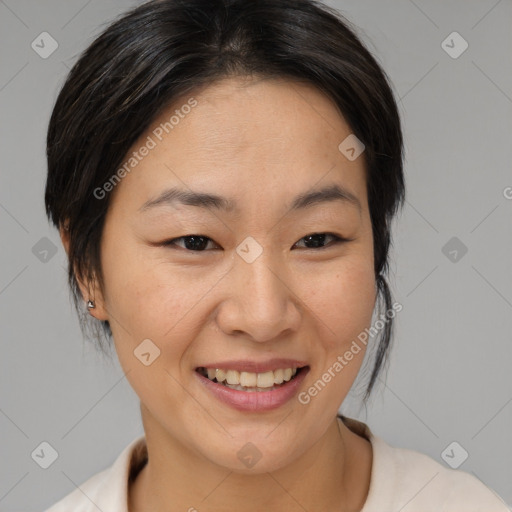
[59,222,109,322]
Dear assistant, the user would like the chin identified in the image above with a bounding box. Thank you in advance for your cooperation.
[203,440,296,475]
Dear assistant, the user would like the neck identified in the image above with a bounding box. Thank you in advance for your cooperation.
[129,411,372,512]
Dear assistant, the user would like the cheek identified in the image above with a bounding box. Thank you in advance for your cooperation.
[101,253,199,403]
[105,262,198,343]
[98,230,193,349]
[303,257,376,352]
[99,235,231,375]
[294,258,376,425]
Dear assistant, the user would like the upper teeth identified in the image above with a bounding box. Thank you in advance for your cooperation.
[202,368,298,388]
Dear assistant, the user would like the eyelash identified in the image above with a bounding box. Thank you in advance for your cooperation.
[161,233,351,252]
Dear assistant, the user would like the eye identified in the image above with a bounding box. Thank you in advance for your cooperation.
[161,232,351,252]
[293,233,349,250]
[163,235,220,252]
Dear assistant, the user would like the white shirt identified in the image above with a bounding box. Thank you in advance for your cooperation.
[44,416,510,512]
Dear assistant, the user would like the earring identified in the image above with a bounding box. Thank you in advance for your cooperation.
[87,300,96,309]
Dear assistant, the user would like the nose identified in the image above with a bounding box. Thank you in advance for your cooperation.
[215,250,302,342]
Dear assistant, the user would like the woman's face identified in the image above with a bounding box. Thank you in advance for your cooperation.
[89,76,376,472]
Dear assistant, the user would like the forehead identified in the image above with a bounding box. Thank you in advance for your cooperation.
[108,76,367,215]
[168,76,356,161]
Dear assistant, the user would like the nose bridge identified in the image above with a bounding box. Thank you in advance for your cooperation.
[239,245,286,314]
[222,241,299,341]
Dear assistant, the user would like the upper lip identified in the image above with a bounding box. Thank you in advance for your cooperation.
[195,358,309,374]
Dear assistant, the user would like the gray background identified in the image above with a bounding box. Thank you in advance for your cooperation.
[1,0,511,510]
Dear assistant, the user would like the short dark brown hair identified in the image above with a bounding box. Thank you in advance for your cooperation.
[45,0,405,403]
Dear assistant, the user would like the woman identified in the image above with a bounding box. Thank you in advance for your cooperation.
[43,0,509,510]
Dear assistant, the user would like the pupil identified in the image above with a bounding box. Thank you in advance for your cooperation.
[305,233,326,248]
[185,236,208,251]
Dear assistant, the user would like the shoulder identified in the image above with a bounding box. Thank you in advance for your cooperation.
[43,435,146,512]
[366,437,511,511]
[386,442,509,511]
[340,416,510,512]
[44,468,110,512]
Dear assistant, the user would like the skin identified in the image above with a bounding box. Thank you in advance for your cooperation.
[61,76,376,511]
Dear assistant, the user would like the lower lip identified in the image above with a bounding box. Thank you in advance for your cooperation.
[194,367,310,412]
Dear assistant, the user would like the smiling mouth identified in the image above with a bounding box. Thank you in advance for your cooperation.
[195,366,308,392]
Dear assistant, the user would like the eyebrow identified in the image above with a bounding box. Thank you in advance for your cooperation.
[139,184,362,215]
